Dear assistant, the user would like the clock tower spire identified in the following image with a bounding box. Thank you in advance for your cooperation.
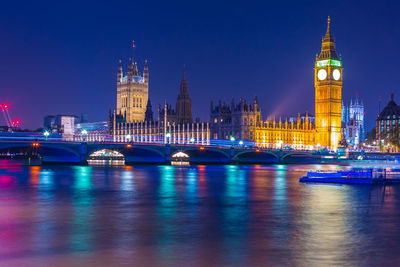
[314,17,343,149]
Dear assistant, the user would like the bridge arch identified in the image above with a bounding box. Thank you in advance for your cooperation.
[87,144,166,164]
[234,150,279,164]
[281,151,315,163]
[177,146,230,163]
[0,142,82,163]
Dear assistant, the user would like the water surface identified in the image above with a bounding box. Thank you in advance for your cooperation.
[0,164,399,266]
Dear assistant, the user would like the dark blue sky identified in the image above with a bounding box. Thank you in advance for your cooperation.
[0,0,398,130]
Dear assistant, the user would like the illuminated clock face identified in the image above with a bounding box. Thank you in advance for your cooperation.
[333,69,341,80]
[317,69,327,80]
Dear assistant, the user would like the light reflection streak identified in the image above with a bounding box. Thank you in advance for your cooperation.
[69,166,94,253]
[156,166,177,262]
[222,165,248,265]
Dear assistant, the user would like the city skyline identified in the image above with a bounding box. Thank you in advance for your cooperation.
[0,0,399,130]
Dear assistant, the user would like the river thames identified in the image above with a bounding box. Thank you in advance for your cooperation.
[0,163,400,266]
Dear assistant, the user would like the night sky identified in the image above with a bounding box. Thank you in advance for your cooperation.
[0,0,398,130]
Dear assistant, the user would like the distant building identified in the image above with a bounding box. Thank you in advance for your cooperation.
[341,97,365,147]
[210,97,261,141]
[112,66,208,144]
[255,113,316,149]
[44,114,88,139]
[111,103,209,144]
[176,66,193,124]
[211,17,342,150]
[116,56,149,122]
[145,99,154,122]
[376,93,400,152]
[74,121,109,142]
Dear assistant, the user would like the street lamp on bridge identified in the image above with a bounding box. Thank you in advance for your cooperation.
[43,131,50,141]
[81,129,88,142]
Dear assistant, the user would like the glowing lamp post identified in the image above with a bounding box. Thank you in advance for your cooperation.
[190,137,195,144]
[81,129,88,142]
[279,140,283,150]
[126,134,132,143]
[166,132,171,144]
[230,136,235,148]
[43,131,50,141]
[239,140,244,146]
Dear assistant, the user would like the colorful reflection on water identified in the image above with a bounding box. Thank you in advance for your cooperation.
[0,164,400,265]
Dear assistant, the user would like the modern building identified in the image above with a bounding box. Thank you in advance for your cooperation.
[44,114,85,138]
[74,121,109,142]
[253,17,343,150]
[376,93,400,152]
[210,97,261,141]
[116,58,149,122]
[342,97,365,147]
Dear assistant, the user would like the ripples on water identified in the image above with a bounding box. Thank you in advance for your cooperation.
[0,163,400,266]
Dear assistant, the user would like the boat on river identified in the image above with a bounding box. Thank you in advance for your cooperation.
[300,168,400,185]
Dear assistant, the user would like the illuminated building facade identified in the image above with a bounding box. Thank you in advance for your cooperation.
[254,17,342,150]
[112,103,210,144]
[112,66,209,144]
[116,58,149,122]
[376,93,400,152]
[210,97,261,141]
[314,16,343,149]
[342,97,365,147]
[255,114,316,149]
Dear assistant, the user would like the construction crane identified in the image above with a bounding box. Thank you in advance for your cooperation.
[0,103,21,130]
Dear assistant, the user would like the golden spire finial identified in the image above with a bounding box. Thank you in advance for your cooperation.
[325,16,331,36]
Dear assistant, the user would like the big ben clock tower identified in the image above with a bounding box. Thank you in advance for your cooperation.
[315,17,343,149]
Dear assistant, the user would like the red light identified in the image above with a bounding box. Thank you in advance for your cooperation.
[3,104,8,109]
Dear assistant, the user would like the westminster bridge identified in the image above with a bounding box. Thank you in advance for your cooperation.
[0,138,397,165]
[0,139,336,164]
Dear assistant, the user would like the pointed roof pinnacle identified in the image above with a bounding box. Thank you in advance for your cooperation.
[323,16,334,42]
[182,64,187,81]
[179,64,189,96]
[317,16,339,60]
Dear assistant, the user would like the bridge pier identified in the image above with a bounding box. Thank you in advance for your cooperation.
[278,149,283,164]
[79,142,88,165]
[229,146,236,164]
[164,144,170,164]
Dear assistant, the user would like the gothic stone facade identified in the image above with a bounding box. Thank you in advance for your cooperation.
[116,59,149,122]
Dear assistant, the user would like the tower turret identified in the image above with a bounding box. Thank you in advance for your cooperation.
[116,46,149,123]
[143,60,149,83]
[145,98,154,121]
[133,62,139,76]
[117,59,123,83]
[314,17,343,149]
[127,58,134,80]
[176,65,193,124]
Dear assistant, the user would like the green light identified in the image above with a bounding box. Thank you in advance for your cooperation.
[316,60,329,67]
[330,59,342,67]
[316,59,342,68]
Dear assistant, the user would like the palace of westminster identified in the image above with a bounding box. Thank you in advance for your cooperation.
[100,17,365,149]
